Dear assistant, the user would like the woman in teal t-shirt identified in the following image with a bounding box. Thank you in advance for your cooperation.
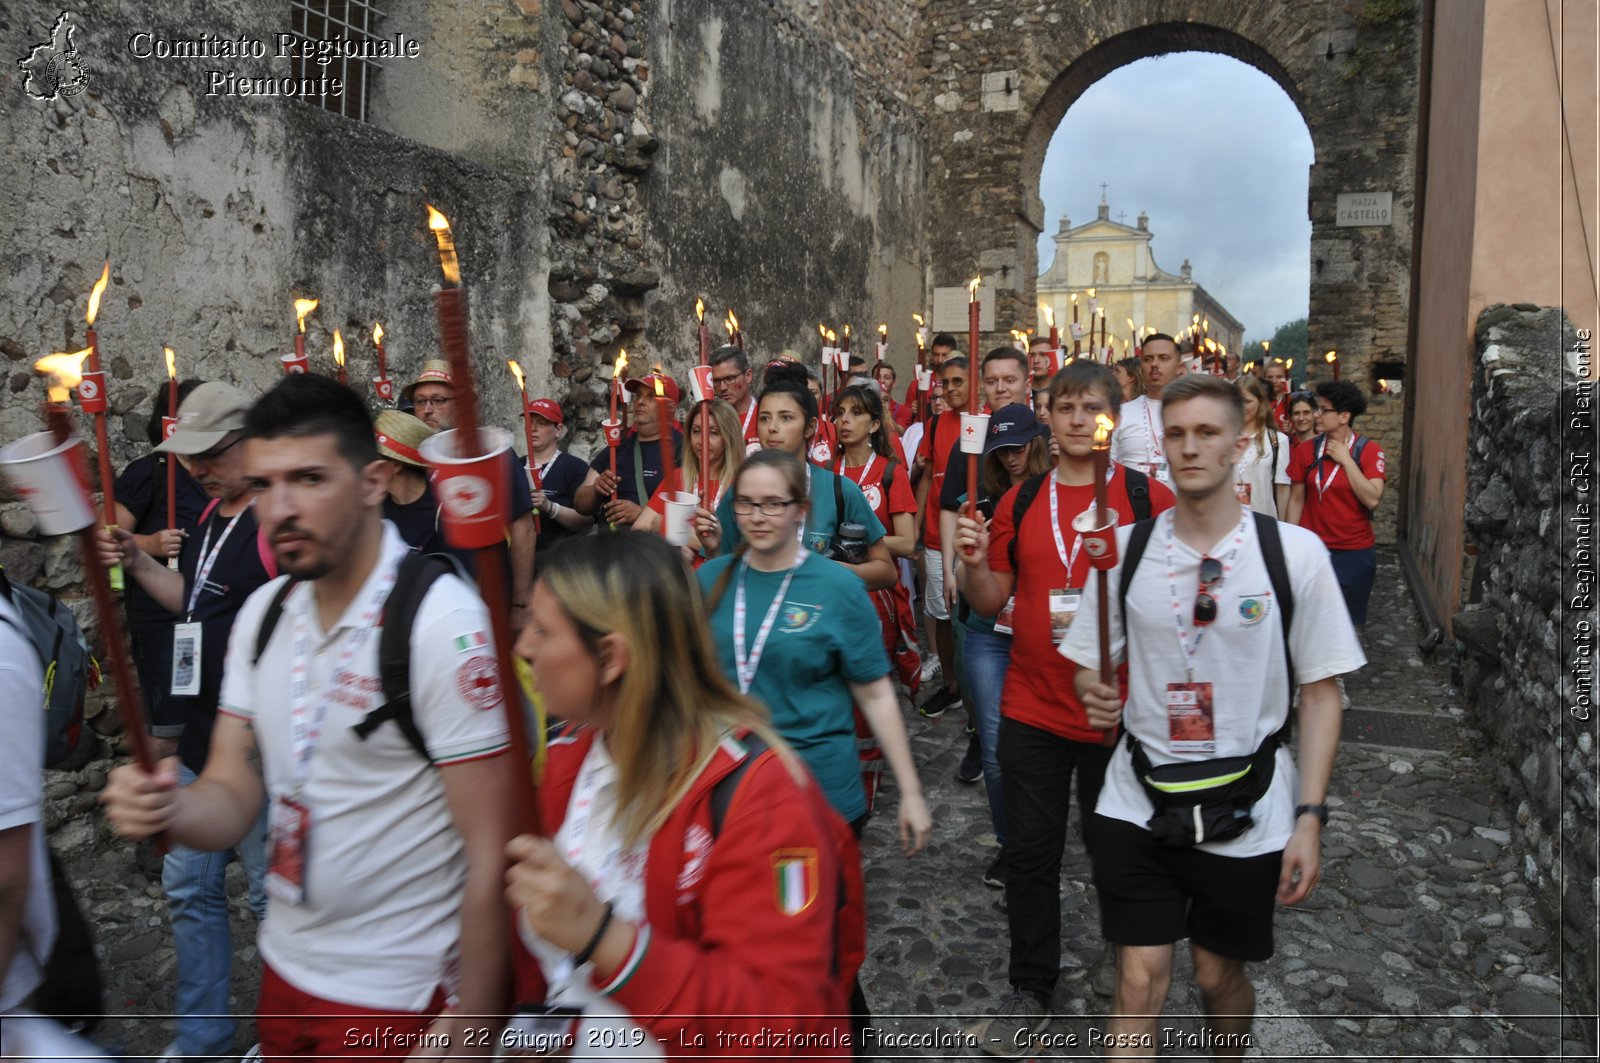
[697,362,899,591]
[698,450,932,852]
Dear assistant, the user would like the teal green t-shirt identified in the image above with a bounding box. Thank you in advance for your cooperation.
[698,551,890,822]
[714,463,887,557]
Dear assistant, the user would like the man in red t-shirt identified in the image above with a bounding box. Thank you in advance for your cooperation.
[1285,380,1386,624]
[913,356,970,718]
[954,361,1174,1038]
[1264,360,1292,434]
[710,345,760,450]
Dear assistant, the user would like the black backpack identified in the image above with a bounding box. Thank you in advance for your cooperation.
[251,551,463,762]
[1309,433,1373,520]
[0,566,99,770]
[1006,467,1153,568]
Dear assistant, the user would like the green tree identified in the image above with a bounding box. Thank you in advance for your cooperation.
[1248,318,1308,384]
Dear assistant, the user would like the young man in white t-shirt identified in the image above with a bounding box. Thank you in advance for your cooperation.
[1110,334,1185,486]
[1063,373,1364,1060]
[103,375,516,1059]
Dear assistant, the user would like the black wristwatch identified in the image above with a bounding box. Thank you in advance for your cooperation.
[1294,803,1329,826]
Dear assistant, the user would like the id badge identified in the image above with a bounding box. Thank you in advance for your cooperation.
[1048,588,1081,642]
[265,796,311,906]
[1166,682,1216,753]
[499,1003,583,1059]
[993,595,1018,636]
[1152,461,1169,482]
[1234,481,1253,505]
[171,622,203,697]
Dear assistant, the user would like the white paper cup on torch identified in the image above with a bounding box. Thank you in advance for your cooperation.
[662,491,700,546]
[0,432,97,535]
[689,365,714,404]
[958,412,991,454]
[76,371,109,414]
[419,426,513,550]
[1071,507,1121,571]
[917,368,933,391]
[280,350,310,375]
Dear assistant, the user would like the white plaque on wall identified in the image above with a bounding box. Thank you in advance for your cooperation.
[1336,192,1393,227]
[932,284,994,334]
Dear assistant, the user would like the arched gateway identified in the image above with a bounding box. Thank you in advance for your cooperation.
[919,2,1421,540]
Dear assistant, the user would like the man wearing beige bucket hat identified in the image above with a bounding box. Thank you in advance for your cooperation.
[403,361,536,626]
[375,410,467,568]
[99,380,274,1062]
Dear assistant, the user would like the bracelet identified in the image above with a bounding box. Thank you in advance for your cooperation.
[1294,803,1329,826]
[572,901,614,967]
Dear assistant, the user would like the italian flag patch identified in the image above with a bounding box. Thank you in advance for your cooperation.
[772,849,819,916]
[454,632,488,653]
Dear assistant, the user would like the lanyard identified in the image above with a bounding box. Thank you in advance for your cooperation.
[1312,436,1343,500]
[797,463,812,545]
[740,400,757,438]
[733,549,808,693]
[1045,468,1113,585]
[1163,509,1249,683]
[186,506,248,618]
[286,550,403,791]
[841,453,879,489]
[1143,399,1165,460]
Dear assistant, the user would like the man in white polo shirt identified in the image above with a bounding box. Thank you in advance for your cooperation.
[1110,333,1185,487]
[103,375,515,1060]
[1063,374,1362,1060]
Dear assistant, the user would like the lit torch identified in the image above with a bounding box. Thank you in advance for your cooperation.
[332,329,347,386]
[286,298,318,375]
[80,264,123,590]
[1093,412,1119,747]
[877,323,888,362]
[967,276,981,513]
[1325,349,1340,381]
[164,345,179,567]
[607,348,628,477]
[654,369,676,533]
[373,322,394,403]
[508,359,542,534]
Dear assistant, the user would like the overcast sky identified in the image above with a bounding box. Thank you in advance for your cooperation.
[1037,52,1314,343]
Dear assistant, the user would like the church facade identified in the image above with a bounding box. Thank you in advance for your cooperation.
[1036,201,1244,360]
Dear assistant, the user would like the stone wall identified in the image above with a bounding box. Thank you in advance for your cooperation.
[1454,304,1597,1013]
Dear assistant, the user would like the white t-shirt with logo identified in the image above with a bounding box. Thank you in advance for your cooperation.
[1110,396,1172,486]
[0,595,51,1012]
[219,522,510,1010]
[1059,509,1366,857]
[1236,431,1292,518]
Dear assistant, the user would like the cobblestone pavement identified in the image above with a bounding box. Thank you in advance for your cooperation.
[47,551,1588,1059]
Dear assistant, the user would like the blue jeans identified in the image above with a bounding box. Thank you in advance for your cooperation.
[163,764,268,1056]
[954,623,1011,845]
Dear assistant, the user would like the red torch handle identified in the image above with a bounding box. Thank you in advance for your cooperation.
[434,287,542,838]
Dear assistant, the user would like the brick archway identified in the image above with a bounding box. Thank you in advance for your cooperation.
[920,2,1421,539]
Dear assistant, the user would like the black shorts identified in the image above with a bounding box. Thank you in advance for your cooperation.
[1088,814,1283,962]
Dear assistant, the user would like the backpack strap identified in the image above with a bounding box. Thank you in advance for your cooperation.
[252,578,301,665]
[831,465,845,528]
[882,457,895,492]
[1006,472,1050,569]
[1124,467,1152,522]
[1116,517,1159,624]
[709,731,773,836]
[350,551,459,763]
[1252,512,1297,743]
[199,497,220,524]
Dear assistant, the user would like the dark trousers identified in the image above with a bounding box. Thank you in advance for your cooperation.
[999,716,1114,1001]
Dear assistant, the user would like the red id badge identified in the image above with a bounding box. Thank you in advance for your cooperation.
[1166,682,1216,754]
[266,796,311,905]
[993,595,1018,636]
[1234,481,1253,506]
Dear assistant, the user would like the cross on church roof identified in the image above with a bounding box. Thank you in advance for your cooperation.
[1116,211,1127,224]
[1099,182,1109,201]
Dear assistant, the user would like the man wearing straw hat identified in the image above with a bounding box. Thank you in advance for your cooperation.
[404,360,536,627]
[98,381,273,1062]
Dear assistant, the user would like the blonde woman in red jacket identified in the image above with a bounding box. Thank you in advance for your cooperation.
[504,531,862,1059]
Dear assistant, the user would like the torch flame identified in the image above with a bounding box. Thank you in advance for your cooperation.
[1043,306,1055,328]
[424,204,461,286]
[843,323,851,337]
[826,329,837,344]
[1261,341,1270,353]
[695,298,705,322]
[1205,338,1216,353]
[332,330,345,368]
[912,313,924,326]
[728,309,740,333]
[652,367,666,399]
[1093,414,1114,448]
[1095,306,1105,319]
[1202,317,1209,331]
[818,323,828,339]
[1087,287,1096,299]
[1286,358,1294,370]
[878,323,887,338]
[508,359,526,392]
[1071,293,1078,304]
[969,276,981,299]
[294,298,319,334]
[1126,317,1135,331]
[372,322,384,345]
[613,349,629,379]
[1325,350,1338,364]
[35,349,92,403]
[86,262,110,326]
[164,345,176,381]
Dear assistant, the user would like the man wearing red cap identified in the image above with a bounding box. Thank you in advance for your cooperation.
[576,372,683,526]
[521,398,596,566]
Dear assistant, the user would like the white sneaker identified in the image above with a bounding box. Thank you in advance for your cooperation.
[920,657,942,684]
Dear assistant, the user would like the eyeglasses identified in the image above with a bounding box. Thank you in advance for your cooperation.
[731,497,797,516]
[1193,555,1223,628]
[711,372,745,386]
[413,396,453,410]
[192,436,241,463]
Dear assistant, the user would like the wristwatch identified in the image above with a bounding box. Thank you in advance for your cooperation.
[1294,803,1329,826]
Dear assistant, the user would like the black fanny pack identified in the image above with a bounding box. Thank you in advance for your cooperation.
[1128,731,1282,848]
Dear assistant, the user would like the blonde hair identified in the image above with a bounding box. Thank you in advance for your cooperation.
[538,532,797,848]
[1237,374,1274,453]
[684,399,743,495]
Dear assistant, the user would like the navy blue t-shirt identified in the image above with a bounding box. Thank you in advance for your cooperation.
[527,450,592,554]
[174,501,275,773]
[114,454,208,630]
[588,430,683,507]
[384,480,475,572]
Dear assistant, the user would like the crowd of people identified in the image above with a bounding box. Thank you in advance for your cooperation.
[0,332,1382,1061]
